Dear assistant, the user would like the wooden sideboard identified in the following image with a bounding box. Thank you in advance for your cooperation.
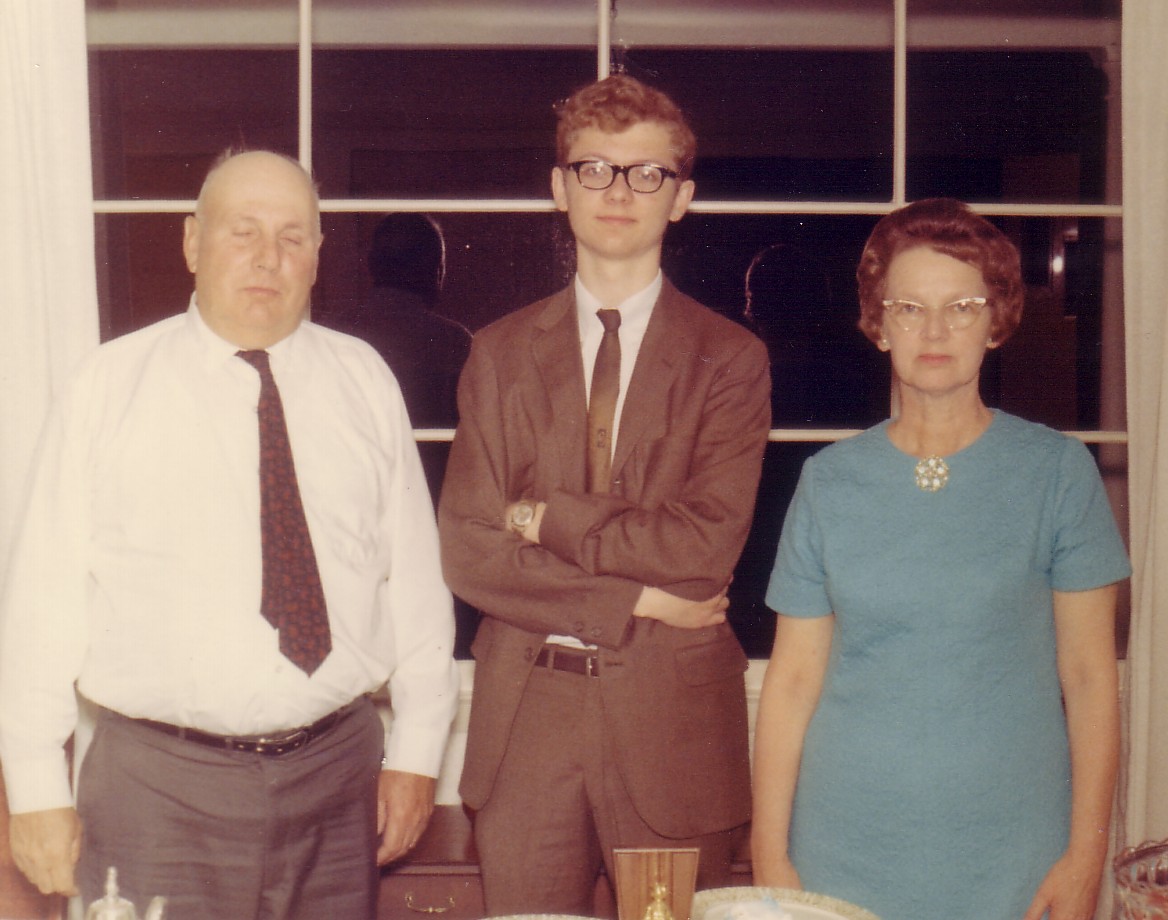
[379,806,487,919]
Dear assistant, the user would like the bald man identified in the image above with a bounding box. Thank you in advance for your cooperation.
[0,150,458,919]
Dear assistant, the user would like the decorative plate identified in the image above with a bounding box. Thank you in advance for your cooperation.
[693,886,880,920]
[488,915,597,920]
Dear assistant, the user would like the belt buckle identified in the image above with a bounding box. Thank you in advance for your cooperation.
[253,728,309,756]
[585,655,596,678]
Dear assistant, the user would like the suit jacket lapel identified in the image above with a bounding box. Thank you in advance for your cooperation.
[531,286,589,492]
[611,281,691,479]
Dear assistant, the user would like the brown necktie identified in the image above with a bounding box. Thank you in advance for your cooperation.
[238,350,332,675]
[587,309,622,493]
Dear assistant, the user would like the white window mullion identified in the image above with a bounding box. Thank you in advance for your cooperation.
[597,0,612,79]
[298,0,313,172]
[893,0,907,206]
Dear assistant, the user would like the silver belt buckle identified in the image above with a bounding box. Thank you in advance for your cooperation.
[253,728,309,755]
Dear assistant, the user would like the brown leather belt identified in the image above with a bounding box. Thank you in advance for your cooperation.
[129,699,359,756]
[535,645,600,678]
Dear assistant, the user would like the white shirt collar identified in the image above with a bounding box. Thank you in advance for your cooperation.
[185,294,305,372]
[573,271,662,332]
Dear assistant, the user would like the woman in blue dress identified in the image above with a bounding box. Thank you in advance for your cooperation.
[751,199,1130,920]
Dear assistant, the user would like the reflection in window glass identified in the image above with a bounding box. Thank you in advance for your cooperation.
[666,213,890,428]
[97,209,1108,436]
[613,49,894,201]
[89,51,298,199]
[665,213,1104,432]
[906,52,1111,204]
[313,50,595,199]
[315,211,571,339]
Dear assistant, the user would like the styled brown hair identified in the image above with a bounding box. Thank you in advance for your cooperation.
[555,74,697,179]
[856,198,1024,346]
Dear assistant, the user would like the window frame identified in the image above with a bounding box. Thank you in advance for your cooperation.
[87,0,1126,446]
[85,0,1128,655]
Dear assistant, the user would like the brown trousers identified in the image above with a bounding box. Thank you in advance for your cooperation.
[472,661,741,917]
[76,700,383,920]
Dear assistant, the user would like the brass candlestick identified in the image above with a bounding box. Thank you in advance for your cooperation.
[643,879,675,920]
[614,848,700,920]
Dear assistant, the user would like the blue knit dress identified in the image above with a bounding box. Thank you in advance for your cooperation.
[765,411,1130,920]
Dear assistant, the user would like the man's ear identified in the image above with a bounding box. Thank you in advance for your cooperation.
[668,179,696,223]
[551,166,569,213]
[182,215,200,274]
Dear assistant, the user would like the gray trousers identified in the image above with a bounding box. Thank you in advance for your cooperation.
[76,699,383,920]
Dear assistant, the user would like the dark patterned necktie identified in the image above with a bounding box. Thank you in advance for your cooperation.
[237,350,331,674]
[587,309,622,493]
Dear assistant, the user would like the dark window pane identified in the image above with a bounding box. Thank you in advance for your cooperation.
[612,49,894,201]
[312,50,595,199]
[906,52,1111,204]
[94,203,1112,661]
[89,50,298,199]
[95,210,572,349]
[665,213,890,428]
[664,213,1106,432]
[314,211,573,336]
[414,443,479,659]
[97,207,1107,436]
[731,440,827,658]
[95,213,190,340]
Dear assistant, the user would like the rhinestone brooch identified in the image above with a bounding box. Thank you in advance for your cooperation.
[914,455,950,492]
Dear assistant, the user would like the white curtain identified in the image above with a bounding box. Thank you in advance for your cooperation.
[0,3,98,917]
[1122,1,1168,855]
[0,0,100,575]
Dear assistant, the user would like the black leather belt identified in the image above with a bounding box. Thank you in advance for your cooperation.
[535,645,600,678]
[130,700,357,756]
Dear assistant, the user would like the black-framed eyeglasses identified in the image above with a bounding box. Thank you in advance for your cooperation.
[563,159,680,194]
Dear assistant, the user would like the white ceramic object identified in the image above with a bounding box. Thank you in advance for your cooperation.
[693,886,879,920]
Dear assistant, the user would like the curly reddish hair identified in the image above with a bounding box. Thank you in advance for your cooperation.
[856,198,1024,346]
[555,74,696,179]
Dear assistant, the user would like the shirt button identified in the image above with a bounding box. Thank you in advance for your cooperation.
[573,621,585,633]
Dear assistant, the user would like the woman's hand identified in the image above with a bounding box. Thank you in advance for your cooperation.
[1021,849,1105,920]
[751,853,803,891]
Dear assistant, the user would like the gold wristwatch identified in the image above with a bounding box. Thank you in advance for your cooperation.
[507,500,537,535]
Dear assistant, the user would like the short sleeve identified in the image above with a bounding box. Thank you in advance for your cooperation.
[765,460,833,618]
[1049,437,1131,592]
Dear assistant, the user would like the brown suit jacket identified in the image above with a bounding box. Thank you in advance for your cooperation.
[438,279,771,838]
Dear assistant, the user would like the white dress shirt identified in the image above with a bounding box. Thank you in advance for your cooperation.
[574,270,660,444]
[0,300,459,814]
[546,272,660,651]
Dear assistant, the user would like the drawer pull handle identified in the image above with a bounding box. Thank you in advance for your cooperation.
[405,893,456,914]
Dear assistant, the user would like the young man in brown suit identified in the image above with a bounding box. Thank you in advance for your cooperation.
[438,74,771,916]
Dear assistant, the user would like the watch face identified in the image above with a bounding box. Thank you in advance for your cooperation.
[512,503,534,528]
